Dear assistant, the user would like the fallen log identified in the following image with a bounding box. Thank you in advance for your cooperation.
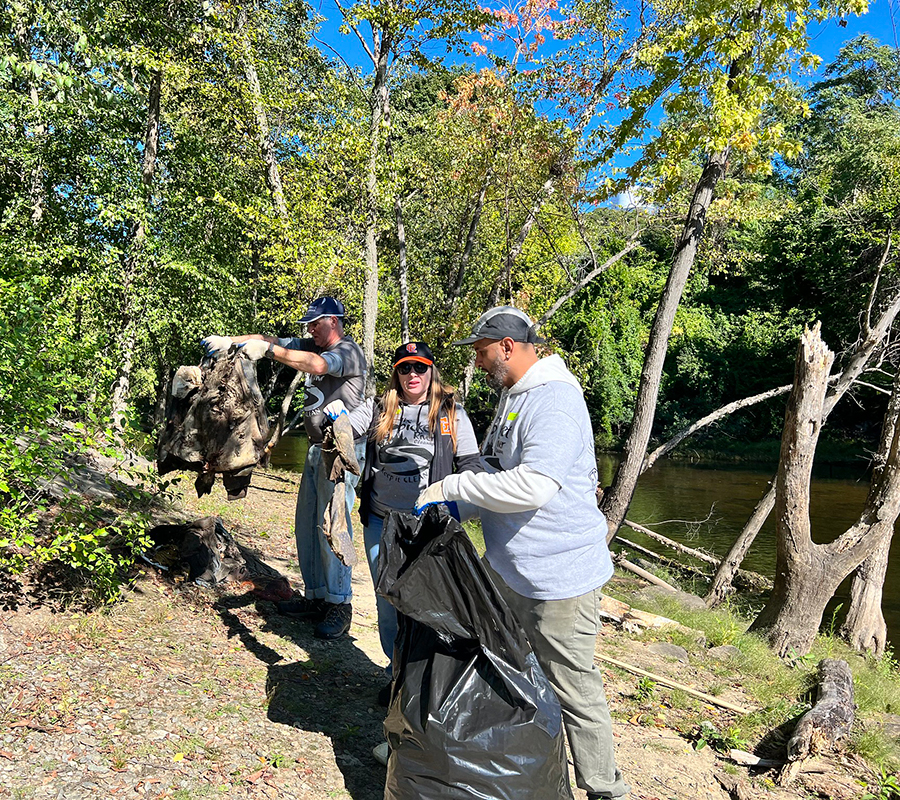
[617,536,712,582]
[623,519,719,565]
[613,553,678,592]
[778,658,854,786]
[728,748,781,768]
[595,654,753,714]
[623,518,773,593]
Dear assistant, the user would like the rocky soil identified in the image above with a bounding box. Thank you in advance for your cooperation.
[0,467,873,800]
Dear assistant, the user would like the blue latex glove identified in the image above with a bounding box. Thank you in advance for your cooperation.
[201,335,233,358]
[414,481,460,520]
[323,400,348,421]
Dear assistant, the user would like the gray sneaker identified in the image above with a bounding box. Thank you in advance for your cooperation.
[314,602,352,639]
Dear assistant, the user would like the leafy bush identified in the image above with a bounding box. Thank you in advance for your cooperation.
[0,276,162,604]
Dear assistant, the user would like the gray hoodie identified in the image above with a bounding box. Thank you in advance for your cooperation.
[443,354,614,600]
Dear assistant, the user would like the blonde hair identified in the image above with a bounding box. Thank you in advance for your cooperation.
[374,363,459,450]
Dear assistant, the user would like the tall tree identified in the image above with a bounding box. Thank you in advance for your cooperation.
[330,0,486,388]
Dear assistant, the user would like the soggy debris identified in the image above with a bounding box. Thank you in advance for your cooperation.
[157,356,270,500]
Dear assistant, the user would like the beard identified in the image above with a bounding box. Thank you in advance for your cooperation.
[484,358,510,392]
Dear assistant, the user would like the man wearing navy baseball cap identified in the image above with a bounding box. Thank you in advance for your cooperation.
[201,297,366,641]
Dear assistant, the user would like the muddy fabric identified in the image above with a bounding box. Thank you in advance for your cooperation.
[377,507,573,800]
[146,517,292,600]
[157,355,270,499]
[319,416,360,568]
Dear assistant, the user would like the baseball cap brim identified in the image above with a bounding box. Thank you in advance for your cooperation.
[452,331,545,346]
[300,312,342,323]
[394,355,434,366]
[452,333,483,346]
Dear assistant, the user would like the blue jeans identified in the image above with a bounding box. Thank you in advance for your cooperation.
[294,441,365,605]
[364,515,399,665]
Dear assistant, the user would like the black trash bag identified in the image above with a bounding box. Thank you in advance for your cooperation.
[376,507,574,800]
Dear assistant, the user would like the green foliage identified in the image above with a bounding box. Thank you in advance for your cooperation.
[634,676,657,701]
[691,720,748,754]
[0,276,165,603]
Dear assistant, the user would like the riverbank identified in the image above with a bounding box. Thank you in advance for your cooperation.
[598,435,873,469]
[2,465,898,800]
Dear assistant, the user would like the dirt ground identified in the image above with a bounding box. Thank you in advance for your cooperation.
[0,467,871,799]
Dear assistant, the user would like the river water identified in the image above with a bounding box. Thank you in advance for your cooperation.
[270,434,898,647]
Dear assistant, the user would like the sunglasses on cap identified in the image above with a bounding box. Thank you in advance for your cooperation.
[397,362,430,375]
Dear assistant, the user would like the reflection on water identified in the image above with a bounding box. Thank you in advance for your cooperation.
[268,433,310,473]
[604,454,898,647]
[267,436,897,646]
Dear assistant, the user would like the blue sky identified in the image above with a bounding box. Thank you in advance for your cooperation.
[809,0,898,67]
[310,0,899,76]
[307,0,899,207]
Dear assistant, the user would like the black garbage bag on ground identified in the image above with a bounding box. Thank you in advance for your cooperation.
[157,355,269,500]
[376,507,574,800]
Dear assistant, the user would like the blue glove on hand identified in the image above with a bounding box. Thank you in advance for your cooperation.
[414,481,460,520]
[235,339,270,361]
[201,335,233,358]
[323,400,348,420]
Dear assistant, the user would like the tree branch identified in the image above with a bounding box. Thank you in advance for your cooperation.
[536,229,644,329]
[333,0,376,64]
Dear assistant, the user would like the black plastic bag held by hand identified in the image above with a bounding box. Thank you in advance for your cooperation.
[376,507,574,800]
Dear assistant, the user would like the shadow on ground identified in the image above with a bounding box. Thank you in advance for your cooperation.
[214,593,388,800]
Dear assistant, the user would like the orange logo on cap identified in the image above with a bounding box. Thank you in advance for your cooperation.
[406,343,416,352]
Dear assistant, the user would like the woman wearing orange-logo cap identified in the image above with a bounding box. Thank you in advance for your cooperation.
[326,341,481,706]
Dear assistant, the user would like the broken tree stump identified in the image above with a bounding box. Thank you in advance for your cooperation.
[778,658,854,785]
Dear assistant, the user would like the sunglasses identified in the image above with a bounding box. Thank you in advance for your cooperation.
[397,362,431,375]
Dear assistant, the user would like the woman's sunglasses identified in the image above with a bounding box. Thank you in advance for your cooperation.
[397,362,431,375]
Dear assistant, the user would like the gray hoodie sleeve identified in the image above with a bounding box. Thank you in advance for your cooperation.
[442,465,559,512]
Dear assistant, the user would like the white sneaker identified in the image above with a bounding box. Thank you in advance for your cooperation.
[372,741,390,766]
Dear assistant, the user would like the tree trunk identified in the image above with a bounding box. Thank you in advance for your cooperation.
[705,484,776,605]
[750,327,900,657]
[360,32,391,394]
[447,166,491,320]
[396,193,410,342]
[839,365,900,656]
[601,148,729,540]
[12,11,45,224]
[153,364,172,430]
[706,267,900,605]
[384,101,409,343]
[111,69,161,432]
[237,8,288,219]
[840,533,891,656]
[748,326,835,656]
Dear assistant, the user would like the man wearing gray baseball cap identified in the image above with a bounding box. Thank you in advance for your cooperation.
[417,305,629,799]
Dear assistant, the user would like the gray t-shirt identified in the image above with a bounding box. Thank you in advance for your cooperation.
[370,403,478,516]
[478,356,614,600]
[277,335,366,444]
